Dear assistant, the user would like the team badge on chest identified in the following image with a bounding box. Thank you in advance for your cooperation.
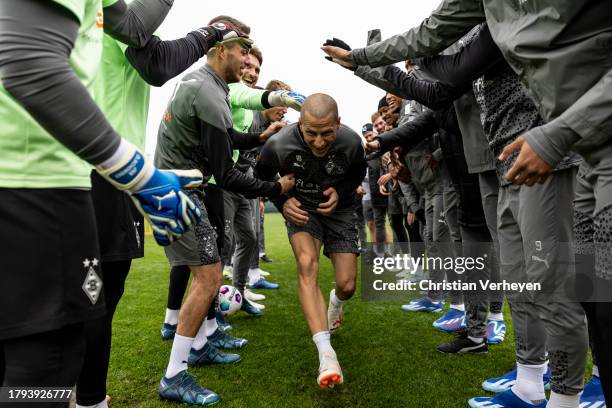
[324,153,348,176]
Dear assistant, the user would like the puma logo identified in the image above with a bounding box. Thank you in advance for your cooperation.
[531,253,551,269]
[153,191,177,211]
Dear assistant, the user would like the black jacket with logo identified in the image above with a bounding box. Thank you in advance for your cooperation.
[256,123,367,213]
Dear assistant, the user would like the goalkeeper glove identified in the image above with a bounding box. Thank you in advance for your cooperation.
[268,90,306,111]
[96,140,203,246]
[194,21,253,50]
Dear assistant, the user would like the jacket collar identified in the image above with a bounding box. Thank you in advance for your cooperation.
[203,64,229,94]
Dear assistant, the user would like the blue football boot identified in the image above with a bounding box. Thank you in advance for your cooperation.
[486,319,507,344]
[481,367,551,393]
[468,389,547,408]
[207,328,248,349]
[187,342,241,367]
[579,376,606,407]
[401,298,443,313]
[161,323,177,341]
[433,307,466,332]
[215,311,233,332]
[158,370,219,406]
[250,277,280,290]
[241,298,262,316]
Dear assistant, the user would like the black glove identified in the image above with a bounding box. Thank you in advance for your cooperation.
[322,38,355,71]
[192,22,253,52]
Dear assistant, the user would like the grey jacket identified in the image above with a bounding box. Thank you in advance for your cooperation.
[350,0,612,165]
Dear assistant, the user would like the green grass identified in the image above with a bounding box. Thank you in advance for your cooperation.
[108,213,519,407]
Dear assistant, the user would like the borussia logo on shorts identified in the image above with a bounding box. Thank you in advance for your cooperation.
[134,221,141,248]
[82,258,103,305]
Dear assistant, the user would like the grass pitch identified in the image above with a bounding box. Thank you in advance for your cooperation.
[108,213,521,407]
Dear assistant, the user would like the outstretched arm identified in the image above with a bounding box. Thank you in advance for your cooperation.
[355,65,468,110]
[413,24,505,88]
[126,23,256,87]
[321,0,485,69]
[103,0,174,48]
[229,82,305,112]
[200,121,281,198]
[376,110,439,153]
[125,34,210,87]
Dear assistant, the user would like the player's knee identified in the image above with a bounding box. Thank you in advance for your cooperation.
[336,277,356,298]
[191,263,222,289]
[297,254,318,273]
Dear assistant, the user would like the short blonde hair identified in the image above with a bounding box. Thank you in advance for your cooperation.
[265,80,291,92]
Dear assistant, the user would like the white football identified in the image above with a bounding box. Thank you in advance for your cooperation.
[218,285,242,316]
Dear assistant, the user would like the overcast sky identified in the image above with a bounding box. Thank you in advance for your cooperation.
[144,0,442,153]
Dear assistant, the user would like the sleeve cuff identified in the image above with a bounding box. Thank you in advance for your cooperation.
[522,120,581,167]
[350,48,367,66]
[269,182,282,198]
[261,91,272,109]
[409,203,421,213]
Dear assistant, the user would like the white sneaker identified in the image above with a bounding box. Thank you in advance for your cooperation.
[327,289,343,333]
[249,300,265,310]
[258,268,270,277]
[245,289,266,301]
[222,265,233,279]
[317,352,343,389]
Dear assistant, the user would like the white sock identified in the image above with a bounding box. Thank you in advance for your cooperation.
[330,289,345,306]
[165,334,193,378]
[512,362,547,404]
[164,308,179,325]
[468,336,484,344]
[76,400,108,408]
[547,391,579,408]
[312,331,335,358]
[488,312,504,321]
[204,317,218,337]
[191,320,208,351]
[248,268,261,285]
[593,365,599,378]
[450,303,465,312]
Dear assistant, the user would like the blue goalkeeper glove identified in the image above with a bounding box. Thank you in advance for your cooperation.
[96,141,203,246]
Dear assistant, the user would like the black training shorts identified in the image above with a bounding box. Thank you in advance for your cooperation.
[286,209,359,257]
[0,188,105,340]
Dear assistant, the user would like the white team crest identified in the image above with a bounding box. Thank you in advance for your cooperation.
[134,221,141,248]
[82,258,103,304]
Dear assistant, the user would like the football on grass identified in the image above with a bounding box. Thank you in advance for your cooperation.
[218,285,242,316]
